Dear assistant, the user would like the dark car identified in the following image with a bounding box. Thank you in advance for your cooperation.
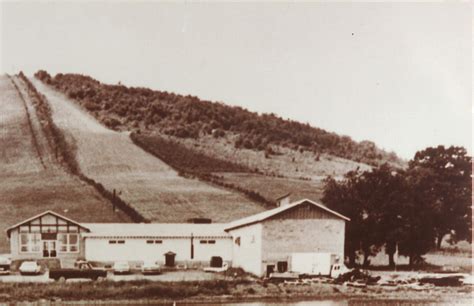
[49,261,107,281]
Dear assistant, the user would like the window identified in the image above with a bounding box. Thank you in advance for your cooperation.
[117,240,125,244]
[58,233,79,253]
[200,240,215,244]
[58,233,68,252]
[19,233,41,253]
[109,240,117,244]
[69,234,78,252]
[147,240,162,244]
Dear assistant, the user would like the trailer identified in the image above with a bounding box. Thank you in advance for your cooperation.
[290,252,344,278]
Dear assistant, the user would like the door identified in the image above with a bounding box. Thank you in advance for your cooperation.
[42,241,57,258]
[164,252,176,267]
[266,265,275,277]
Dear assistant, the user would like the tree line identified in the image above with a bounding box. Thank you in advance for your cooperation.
[35,70,402,167]
[322,145,472,268]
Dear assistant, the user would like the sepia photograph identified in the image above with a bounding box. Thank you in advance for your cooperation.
[0,1,472,305]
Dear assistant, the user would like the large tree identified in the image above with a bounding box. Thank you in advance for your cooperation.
[408,146,472,248]
[323,170,365,267]
[322,165,405,267]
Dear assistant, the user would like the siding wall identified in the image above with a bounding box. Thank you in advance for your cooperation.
[84,237,232,265]
[260,203,345,275]
[229,223,262,276]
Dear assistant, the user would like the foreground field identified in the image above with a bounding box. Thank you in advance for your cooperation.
[30,78,265,222]
[0,278,471,304]
[0,75,129,252]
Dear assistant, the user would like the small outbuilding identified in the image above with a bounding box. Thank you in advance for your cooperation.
[225,199,350,276]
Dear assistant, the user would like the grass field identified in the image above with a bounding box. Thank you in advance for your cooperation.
[0,75,130,252]
[175,134,372,180]
[130,132,361,205]
[30,78,265,223]
[217,173,326,203]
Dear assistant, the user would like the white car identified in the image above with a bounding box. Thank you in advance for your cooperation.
[19,261,41,275]
[0,256,11,275]
[203,262,229,273]
[113,261,131,274]
[141,261,161,275]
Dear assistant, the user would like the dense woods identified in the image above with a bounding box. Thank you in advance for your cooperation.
[323,145,472,268]
[35,70,401,167]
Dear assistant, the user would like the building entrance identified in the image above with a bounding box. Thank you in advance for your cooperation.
[43,241,57,258]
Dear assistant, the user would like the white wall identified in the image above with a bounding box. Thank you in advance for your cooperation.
[228,223,262,276]
[193,237,232,262]
[84,237,232,263]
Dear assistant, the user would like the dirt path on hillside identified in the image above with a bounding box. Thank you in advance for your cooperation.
[0,75,130,252]
[0,76,45,174]
[30,78,265,223]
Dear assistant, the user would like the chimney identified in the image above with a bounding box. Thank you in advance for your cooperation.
[276,192,291,207]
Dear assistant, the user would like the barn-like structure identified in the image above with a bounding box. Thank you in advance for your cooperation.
[5,199,349,276]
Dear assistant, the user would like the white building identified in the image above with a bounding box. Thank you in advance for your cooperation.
[6,199,349,276]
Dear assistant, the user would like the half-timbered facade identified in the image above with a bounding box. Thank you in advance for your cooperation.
[6,211,90,261]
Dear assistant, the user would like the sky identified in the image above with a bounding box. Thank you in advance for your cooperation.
[1,1,471,159]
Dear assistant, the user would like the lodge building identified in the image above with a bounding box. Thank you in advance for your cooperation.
[6,199,349,276]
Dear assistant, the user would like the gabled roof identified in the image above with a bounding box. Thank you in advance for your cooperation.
[6,210,90,237]
[224,199,350,231]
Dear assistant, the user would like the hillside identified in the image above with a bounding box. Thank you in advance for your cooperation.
[0,75,130,252]
[29,77,266,223]
[35,71,402,168]
[33,71,405,207]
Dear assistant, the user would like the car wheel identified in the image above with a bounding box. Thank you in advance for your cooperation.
[59,276,66,283]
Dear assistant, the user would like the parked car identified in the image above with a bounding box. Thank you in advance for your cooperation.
[141,261,161,275]
[0,256,11,275]
[113,261,131,274]
[203,262,229,273]
[19,261,41,275]
[49,261,107,281]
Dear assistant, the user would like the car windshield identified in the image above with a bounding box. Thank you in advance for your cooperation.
[22,262,36,267]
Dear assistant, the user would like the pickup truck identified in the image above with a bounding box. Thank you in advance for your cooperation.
[49,261,107,281]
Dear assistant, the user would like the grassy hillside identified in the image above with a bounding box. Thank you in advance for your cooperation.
[33,71,404,207]
[29,77,266,223]
[0,75,130,252]
[35,71,402,168]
